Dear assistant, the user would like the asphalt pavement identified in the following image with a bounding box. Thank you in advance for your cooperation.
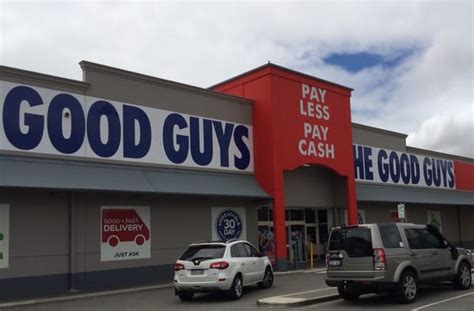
[0,269,472,311]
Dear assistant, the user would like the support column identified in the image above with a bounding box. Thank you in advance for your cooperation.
[272,178,287,271]
[346,177,358,225]
[68,192,77,291]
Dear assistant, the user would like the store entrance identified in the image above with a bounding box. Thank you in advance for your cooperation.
[257,206,329,269]
[288,224,305,268]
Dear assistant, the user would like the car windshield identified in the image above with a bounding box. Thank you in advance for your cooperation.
[328,227,373,257]
[179,245,226,261]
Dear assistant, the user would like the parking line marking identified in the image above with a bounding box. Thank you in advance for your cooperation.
[412,292,474,311]
[280,287,336,297]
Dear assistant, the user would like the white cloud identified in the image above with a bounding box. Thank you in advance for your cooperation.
[1,0,472,157]
[407,112,474,158]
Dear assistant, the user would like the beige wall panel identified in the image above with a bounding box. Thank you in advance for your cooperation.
[284,166,345,208]
[83,69,252,125]
[352,125,406,151]
[0,189,70,278]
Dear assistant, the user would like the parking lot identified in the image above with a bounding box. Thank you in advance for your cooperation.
[303,284,474,311]
[1,268,472,311]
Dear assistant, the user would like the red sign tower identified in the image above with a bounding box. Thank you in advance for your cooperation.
[213,64,358,269]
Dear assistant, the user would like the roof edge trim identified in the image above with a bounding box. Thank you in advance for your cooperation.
[209,63,353,91]
[79,61,253,105]
[352,122,408,138]
[0,65,90,90]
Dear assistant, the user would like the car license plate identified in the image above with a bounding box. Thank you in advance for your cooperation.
[328,260,342,267]
[191,269,204,275]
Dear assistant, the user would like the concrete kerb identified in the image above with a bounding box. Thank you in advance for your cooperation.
[273,267,326,275]
[0,283,173,309]
[257,292,340,307]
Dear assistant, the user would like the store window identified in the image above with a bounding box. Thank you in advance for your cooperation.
[258,206,269,222]
[258,225,275,263]
[290,209,304,221]
[305,208,316,223]
[318,209,328,243]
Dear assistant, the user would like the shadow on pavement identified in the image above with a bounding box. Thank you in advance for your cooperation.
[175,285,264,304]
[332,283,468,307]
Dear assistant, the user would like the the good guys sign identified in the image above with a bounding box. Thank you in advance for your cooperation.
[0,81,253,172]
[354,145,456,189]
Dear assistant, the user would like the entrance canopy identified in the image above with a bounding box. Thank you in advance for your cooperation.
[356,183,474,205]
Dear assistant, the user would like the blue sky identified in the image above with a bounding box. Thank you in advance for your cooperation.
[1,0,473,157]
[323,50,414,73]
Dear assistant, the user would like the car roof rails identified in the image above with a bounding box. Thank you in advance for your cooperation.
[225,239,241,244]
[341,224,359,229]
[192,240,225,244]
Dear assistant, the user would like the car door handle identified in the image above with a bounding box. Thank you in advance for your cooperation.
[241,263,245,266]
[410,252,417,257]
[432,251,439,256]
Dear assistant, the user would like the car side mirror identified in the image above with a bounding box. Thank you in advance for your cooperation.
[449,245,459,260]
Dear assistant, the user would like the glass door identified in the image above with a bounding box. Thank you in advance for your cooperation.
[290,225,306,263]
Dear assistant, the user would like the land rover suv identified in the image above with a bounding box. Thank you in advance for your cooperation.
[325,223,472,304]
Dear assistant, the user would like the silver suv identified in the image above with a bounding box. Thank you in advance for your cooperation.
[325,223,472,303]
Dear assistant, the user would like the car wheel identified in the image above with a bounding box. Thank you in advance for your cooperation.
[227,275,243,300]
[258,267,274,289]
[396,270,418,304]
[454,262,472,290]
[337,285,360,301]
[177,291,194,301]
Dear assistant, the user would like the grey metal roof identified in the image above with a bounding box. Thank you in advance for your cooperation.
[356,183,474,205]
[0,155,270,198]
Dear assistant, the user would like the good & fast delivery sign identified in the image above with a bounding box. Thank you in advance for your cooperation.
[0,81,253,172]
[101,206,150,261]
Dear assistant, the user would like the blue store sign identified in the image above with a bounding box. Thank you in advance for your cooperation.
[0,81,254,172]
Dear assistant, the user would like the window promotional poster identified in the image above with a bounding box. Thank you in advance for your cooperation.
[0,204,9,269]
[211,207,246,241]
[100,206,151,262]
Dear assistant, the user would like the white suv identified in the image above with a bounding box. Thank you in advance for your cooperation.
[174,240,274,301]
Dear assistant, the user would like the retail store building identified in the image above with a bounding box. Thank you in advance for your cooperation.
[0,62,472,300]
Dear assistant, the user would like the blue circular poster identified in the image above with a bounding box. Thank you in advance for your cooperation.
[216,209,242,241]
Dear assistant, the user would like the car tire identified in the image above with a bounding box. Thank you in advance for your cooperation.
[177,291,194,301]
[227,275,243,300]
[337,285,360,301]
[258,267,274,289]
[395,270,418,304]
[454,262,472,290]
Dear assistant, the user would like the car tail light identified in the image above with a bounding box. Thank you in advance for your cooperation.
[210,261,229,270]
[373,248,386,270]
[174,263,185,271]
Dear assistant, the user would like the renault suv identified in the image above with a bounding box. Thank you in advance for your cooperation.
[325,223,472,303]
[174,240,273,301]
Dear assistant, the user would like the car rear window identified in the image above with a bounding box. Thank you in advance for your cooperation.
[328,227,373,257]
[379,224,403,248]
[180,245,225,261]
